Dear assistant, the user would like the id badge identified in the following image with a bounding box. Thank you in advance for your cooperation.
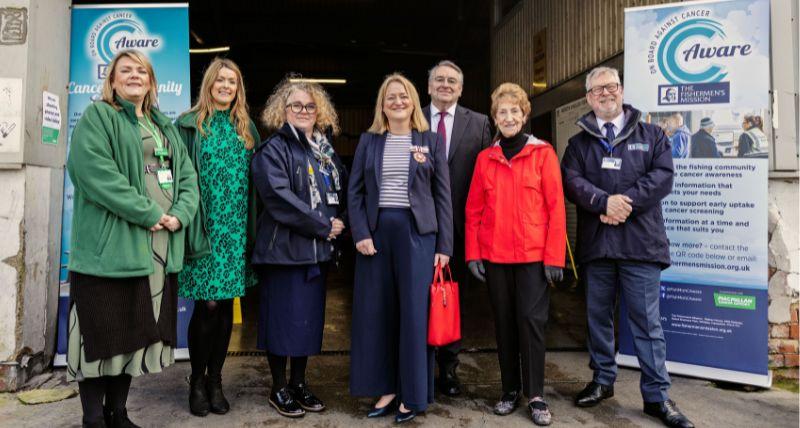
[326,192,340,205]
[157,168,174,189]
[601,157,622,170]
[154,146,169,157]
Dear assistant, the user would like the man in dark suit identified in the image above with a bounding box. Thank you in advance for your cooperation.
[423,60,492,396]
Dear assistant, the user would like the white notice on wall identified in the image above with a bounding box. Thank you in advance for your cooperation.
[0,77,23,153]
[42,91,61,145]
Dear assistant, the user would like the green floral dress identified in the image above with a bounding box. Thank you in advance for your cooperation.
[179,110,256,301]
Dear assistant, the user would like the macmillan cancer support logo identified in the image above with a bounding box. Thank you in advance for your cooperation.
[649,11,752,106]
[87,11,162,79]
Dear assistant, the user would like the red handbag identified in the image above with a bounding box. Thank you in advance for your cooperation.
[428,265,461,346]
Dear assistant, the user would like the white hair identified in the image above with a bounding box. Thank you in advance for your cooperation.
[585,66,621,92]
[428,60,464,85]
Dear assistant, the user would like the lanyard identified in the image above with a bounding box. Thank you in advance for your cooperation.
[599,138,614,157]
[139,116,167,164]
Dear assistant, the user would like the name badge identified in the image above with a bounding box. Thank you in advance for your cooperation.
[157,168,174,189]
[601,157,622,170]
[326,192,339,205]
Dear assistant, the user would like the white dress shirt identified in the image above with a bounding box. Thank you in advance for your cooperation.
[596,112,626,140]
[430,103,457,157]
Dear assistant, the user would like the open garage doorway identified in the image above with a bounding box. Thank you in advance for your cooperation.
[72,0,586,354]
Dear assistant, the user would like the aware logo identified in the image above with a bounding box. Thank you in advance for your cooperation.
[657,18,751,85]
[88,11,162,79]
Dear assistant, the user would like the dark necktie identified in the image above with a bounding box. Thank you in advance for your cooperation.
[437,111,448,157]
[603,122,616,143]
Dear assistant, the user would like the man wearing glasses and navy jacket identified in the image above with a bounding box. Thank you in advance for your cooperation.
[561,66,694,428]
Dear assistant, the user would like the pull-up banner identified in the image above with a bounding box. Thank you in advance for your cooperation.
[55,3,191,366]
[620,0,771,387]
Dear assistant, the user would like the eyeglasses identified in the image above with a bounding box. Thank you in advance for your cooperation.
[588,83,620,96]
[286,102,317,114]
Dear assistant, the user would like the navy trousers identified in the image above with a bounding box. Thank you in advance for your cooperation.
[585,259,671,402]
[256,263,327,356]
[350,209,436,412]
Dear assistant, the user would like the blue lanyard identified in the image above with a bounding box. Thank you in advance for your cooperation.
[599,138,614,156]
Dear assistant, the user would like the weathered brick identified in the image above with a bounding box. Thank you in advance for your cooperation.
[773,367,800,380]
[783,353,799,368]
[771,324,790,338]
[791,323,799,340]
[769,353,785,367]
[792,302,799,323]
[778,340,799,354]
[768,338,782,353]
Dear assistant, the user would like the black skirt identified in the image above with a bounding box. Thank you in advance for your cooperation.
[69,271,178,362]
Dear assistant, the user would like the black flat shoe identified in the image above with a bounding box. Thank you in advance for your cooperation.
[493,390,520,416]
[288,382,326,412]
[110,409,140,428]
[575,382,614,407]
[269,387,305,418]
[644,399,695,428]
[366,397,397,418]
[395,407,417,424]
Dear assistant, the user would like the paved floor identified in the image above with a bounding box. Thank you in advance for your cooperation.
[1,351,797,427]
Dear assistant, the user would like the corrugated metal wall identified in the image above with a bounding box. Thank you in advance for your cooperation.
[491,0,686,91]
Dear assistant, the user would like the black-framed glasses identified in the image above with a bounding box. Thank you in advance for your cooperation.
[286,102,317,114]
[588,83,620,96]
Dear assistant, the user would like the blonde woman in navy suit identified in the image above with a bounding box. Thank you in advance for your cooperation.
[348,73,453,424]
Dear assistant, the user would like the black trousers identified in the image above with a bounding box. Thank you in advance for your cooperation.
[436,231,466,373]
[485,261,549,398]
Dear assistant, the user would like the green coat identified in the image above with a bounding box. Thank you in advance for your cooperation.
[66,97,201,277]
[174,111,261,260]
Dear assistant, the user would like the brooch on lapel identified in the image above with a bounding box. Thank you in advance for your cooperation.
[410,145,429,163]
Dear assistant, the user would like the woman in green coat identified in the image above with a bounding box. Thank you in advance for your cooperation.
[175,58,260,417]
[66,50,201,428]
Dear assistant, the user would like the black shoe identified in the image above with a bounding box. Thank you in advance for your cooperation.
[269,387,305,418]
[437,365,462,397]
[493,390,520,416]
[110,409,140,428]
[395,406,417,424]
[366,397,397,418]
[575,382,614,407]
[644,399,695,428]
[287,382,326,412]
[206,373,230,414]
[103,406,113,427]
[188,374,210,417]
[82,420,107,428]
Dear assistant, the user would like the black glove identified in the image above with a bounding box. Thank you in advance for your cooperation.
[544,265,563,284]
[468,260,486,282]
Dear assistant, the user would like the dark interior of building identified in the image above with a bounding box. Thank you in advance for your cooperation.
[73,0,586,354]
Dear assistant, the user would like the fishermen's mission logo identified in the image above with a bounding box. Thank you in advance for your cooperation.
[648,9,751,106]
[87,11,162,79]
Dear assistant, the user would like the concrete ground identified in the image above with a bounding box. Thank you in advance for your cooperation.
[1,351,797,427]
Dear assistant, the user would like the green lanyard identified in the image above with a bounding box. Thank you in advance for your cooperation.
[139,115,168,164]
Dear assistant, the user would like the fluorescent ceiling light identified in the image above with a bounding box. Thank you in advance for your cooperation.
[289,78,347,85]
[190,46,230,54]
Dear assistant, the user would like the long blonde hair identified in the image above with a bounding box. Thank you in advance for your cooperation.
[190,58,254,149]
[101,50,159,114]
[261,77,340,135]
[368,73,429,134]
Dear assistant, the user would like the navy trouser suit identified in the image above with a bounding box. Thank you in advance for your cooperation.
[348,130,453,412]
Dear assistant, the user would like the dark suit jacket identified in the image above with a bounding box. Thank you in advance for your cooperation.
[348,130,454,256]
[423,104,492,240]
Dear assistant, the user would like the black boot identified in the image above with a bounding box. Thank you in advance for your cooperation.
[110,409,140,428]
[189,374,210,417]
[206,373,230,414]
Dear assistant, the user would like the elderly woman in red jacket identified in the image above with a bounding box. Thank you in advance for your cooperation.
[464,82,566,426]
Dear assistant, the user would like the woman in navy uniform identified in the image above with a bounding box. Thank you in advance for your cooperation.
[348,73,453,424]
[251,78,347,418]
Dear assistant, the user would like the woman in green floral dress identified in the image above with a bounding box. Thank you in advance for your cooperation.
[176,58,260,417]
